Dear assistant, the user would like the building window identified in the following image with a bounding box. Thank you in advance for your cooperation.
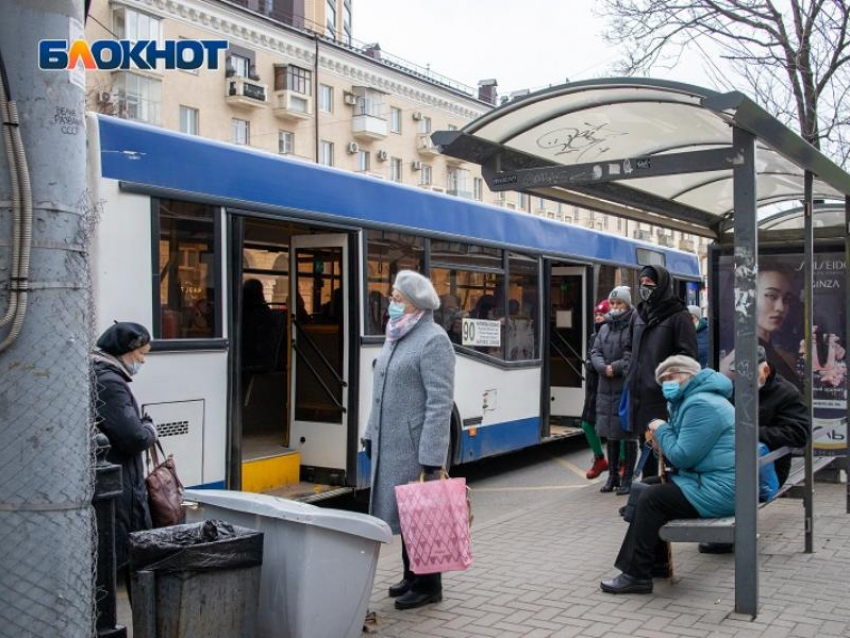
[320,140,334,166]
[419,164,432,186]
[114,7,162,44]
[473,177,483,201]
[230,53,250,78]
[357,150,370,172]
[278,130,294,155]
[326,0,337,37]
[390,106,402,134]
[319,84,333,112]
[354,89,383,118]
[275,65,312,94]
[365,230,425,335]
[114,73,161,125]
[537,197,546,210]
[418,116,432,134]
[447,168,472,198]
[390,157,402,182]
[179,105,198,135]
[447,124,458,131]
[343,0,352,44]
[517,192,528,210]
[153,198,219,339]
[232,118,250,145]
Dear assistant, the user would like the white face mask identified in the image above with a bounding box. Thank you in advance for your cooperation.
[126,359,143,376]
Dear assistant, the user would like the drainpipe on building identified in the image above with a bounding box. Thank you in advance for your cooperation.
[314,36,320,164]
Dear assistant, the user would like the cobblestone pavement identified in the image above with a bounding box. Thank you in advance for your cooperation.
[364,479,850,638]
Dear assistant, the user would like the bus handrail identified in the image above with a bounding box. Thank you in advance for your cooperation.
[291,342,347,413]
[550,340,585,382]
[293,318,347,388]
[551,328,584,363]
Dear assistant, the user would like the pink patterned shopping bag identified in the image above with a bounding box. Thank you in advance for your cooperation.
[395,476,473,574]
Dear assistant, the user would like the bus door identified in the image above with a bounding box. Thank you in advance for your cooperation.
[547,266,587,425]
[289,233,350,485]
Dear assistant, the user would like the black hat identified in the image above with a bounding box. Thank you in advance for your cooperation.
[729,346,767,372]
[96,322,151,356]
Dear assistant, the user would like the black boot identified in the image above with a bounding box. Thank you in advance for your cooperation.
[600,441,620,493]
[617,441,637,495]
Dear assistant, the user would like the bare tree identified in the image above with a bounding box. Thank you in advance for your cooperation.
[598,0,850,166]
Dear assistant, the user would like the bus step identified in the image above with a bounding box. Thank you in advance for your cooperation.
[542,425,584,442]
[242,450,300,493]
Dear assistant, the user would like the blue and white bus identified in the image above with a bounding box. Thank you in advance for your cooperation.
[89,115,701,500]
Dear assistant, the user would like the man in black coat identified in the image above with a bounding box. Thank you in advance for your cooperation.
[623,265,698,490]
[93,322,158,579]
[729,346,810,486]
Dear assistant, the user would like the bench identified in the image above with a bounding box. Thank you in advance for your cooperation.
[659,447,833,545]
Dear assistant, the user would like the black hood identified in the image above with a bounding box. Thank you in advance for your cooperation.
[637,265,684,324]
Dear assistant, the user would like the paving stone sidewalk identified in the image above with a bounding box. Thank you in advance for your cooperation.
[363,479,850,638]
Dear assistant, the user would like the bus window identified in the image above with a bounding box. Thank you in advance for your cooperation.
[431,267,504,356]
[365,230,424,335]
[507,254,539,361]
[430,241,502,270]
[153,198,219,339]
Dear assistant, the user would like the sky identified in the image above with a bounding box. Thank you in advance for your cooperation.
[354,0,725,100]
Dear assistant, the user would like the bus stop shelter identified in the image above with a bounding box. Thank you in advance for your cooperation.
[432,78,850,617]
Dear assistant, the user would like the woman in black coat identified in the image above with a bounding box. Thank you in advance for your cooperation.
[92,322,157,579]
[623,266,698,486]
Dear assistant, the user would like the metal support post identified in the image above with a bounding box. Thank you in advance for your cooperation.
[846,195,850,514]
[731,126,760,618]
[93,434,127,638]
[0,0,93,634]
[802,172,815,553]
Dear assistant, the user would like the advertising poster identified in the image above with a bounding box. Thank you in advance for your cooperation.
[717,252,847,454]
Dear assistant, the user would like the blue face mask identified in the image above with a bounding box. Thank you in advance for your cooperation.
[388,300,406,320]
[608,308,625,318]
[662,380,680,400]
[126,360,143,376]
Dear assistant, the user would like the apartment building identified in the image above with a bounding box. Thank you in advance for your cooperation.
[84,0,707,272]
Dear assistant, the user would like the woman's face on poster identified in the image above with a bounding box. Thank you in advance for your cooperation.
[757,270,794,336]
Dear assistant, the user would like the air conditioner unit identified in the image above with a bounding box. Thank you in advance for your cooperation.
[411,161,423,171]
[377,150,389,162]
[412,110,423,121]
[343,92,358,106]
[346,141,360,154]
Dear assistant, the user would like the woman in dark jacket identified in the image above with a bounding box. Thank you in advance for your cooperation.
[591,286,636,494]
[581,300,610,479]
[92,322,157,578]
[624,266,698,485]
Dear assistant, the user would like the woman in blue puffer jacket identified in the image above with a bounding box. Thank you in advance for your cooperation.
[601,354,734,595]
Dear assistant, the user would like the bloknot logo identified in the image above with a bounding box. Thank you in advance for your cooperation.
[39,39,229,71]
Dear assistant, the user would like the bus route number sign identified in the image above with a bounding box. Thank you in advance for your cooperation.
[462,318,501,347]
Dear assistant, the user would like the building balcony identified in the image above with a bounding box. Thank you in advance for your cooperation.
[417,133,441,157]
[633,229,653,241]
[659,235,676,248]
[272,89,313,120]
[352,114,387,140]
[225,76,268,109]
[679,239,696,252]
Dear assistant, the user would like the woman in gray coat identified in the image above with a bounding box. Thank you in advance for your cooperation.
[363,270,456,611]
[591,286,637,494]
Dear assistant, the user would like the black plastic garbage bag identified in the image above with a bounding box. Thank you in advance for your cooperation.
[129,520,263,575]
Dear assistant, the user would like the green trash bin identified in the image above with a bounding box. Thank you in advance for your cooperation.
[129,520,263,638]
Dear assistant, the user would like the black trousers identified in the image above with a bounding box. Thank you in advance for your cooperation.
[614,478,699,579]
[401,537,442,594]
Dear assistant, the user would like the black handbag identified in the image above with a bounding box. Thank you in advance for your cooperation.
[620,443,655,523]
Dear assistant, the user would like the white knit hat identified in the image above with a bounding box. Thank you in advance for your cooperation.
[655,355,701,384]
[393,270,441,310]
[608,286,632,307]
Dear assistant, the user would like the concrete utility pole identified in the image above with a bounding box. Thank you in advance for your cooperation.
[0,1,94,636]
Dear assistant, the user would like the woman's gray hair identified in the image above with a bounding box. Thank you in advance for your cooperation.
[393,270,440,310]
